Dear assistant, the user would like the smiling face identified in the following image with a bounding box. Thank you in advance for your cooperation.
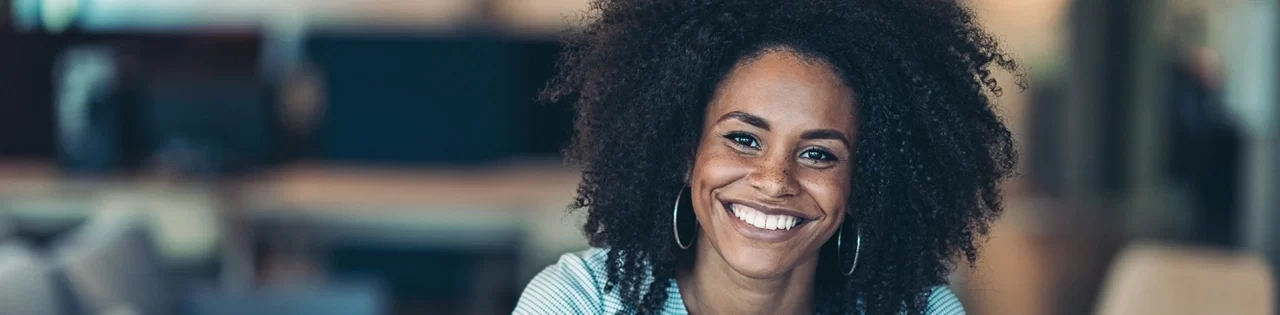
[689,49,856,279]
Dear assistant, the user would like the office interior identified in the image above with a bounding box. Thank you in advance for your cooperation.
[0,0,1277,314]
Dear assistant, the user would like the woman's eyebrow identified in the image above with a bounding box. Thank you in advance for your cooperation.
[800,129,849,147]
[717,111,770,130]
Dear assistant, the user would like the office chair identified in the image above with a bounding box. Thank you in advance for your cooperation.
[54,215,174,315]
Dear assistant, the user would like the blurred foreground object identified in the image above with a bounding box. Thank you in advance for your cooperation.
[1095,242,1275,315]
[0,242,63,315]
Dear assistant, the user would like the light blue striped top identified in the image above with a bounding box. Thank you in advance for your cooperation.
[514,248,965,314]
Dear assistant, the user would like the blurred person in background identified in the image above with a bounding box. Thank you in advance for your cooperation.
[513,0,1025,314]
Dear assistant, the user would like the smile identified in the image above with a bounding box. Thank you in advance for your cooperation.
[730,203,803,230]
[721,201,813,243]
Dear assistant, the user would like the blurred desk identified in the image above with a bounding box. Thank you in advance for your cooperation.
[0,159,588,314]
[0,159,589,279]
[0,160,581,203]
[1096,242,1275,315]
[236,162,579,210]
[232,162,589,280]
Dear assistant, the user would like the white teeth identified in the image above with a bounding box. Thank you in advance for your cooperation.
[729,203,801,230]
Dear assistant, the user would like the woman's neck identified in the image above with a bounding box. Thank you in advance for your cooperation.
[676,236,818,315]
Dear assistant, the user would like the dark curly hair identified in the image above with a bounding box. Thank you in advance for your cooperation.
[541,0,1025,314]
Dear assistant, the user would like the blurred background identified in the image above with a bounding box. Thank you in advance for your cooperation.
[0,0,1276,314]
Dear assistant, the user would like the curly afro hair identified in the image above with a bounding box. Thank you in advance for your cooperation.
[541,0,1025,314]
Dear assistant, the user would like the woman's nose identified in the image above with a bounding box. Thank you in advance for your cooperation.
[747,155,799,198]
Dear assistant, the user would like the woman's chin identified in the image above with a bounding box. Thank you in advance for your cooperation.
[720,247,797,279]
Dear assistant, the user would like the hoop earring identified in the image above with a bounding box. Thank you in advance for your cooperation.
[838,221,862,276]
[672,185,696,249]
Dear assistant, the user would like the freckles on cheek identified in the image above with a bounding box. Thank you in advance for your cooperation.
[695,150,749,184]
[800,168,853,214]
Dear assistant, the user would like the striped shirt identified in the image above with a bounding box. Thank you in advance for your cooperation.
[514,248,965,314]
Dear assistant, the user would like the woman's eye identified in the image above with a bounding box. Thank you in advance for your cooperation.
[723,132,761,149]
[800,149,837,161]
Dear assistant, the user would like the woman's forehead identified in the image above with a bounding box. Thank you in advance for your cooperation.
[707,51,856,134]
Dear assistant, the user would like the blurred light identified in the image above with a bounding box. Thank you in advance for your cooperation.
[23,0,591,33]
[77,0,269,31]
[41,0,79,33]
[1224,2,1278,138]
[11,0,41,31]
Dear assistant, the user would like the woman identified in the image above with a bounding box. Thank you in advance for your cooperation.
[515,0,1024,314]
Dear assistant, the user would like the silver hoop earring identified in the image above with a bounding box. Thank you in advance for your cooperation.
[838,222,862,276]
[672,186,696,249]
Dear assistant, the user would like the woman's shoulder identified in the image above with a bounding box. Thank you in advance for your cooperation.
[542,247,613,289]
[924,285,966,315]
[513,248,612,314]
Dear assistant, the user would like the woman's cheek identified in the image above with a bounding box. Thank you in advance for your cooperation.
[695,143,750,176]
[798,168,853,217]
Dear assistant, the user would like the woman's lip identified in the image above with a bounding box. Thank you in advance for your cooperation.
[718,198,818,221]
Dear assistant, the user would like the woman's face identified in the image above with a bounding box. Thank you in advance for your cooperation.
[690,50,856,279]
